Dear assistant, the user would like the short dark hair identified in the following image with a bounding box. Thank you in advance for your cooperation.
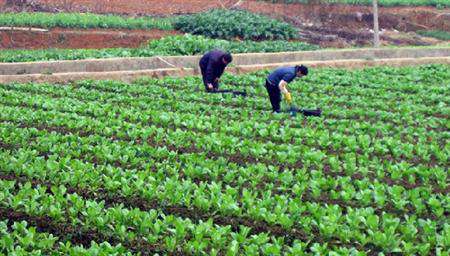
[295,65,308,76]
[223,53,233,63]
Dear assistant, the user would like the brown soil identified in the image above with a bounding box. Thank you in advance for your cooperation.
[0,27,179,49]
[242,2,449,47]
[0,0,234,14]
[243,2,449,31]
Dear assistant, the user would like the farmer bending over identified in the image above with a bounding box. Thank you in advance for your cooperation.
[199,50,233,92]
[265,65,308,113]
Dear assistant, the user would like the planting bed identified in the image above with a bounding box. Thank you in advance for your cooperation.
[0,28,179,49]
[0,64,448,255]
[0,11,177,49]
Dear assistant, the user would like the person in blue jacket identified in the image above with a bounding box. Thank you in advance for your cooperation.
[199,50,233,92]
[265,65,308,113]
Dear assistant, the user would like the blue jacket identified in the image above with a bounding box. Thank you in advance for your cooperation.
[267,66,297,88]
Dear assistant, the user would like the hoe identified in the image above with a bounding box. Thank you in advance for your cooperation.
[207,89,248,97]
[286,106,322,117]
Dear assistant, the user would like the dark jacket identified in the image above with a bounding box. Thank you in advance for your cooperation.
[199,50,228,85]
[267,66,297,88]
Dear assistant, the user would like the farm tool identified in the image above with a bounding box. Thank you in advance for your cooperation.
[286,105,322,117]
[207,89,248,97]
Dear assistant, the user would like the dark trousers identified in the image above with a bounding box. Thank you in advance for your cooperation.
[265,79,281,112]
[199,61,218,91]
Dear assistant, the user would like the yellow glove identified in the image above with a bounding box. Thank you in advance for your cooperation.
[284,92,292,105]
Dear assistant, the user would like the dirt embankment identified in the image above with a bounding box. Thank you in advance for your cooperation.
[242,2,449,47]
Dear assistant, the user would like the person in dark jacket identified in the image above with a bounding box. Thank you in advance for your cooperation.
[265,65,308,113]
[199,50,233,92]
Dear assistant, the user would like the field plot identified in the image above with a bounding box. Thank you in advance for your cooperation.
[0,64,449,255]
[1,2,449,49]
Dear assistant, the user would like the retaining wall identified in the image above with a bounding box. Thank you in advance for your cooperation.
[0,47,448,84]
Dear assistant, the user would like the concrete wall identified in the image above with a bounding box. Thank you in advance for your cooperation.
[231,47,450,65]
[1,47,449,76]
[1,56,448,84]
[0,57,173,76]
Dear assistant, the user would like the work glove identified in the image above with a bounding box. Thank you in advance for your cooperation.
[284,92,292,105]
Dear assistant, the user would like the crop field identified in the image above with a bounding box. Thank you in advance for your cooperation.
[0,35,318,63]
[0,64,449,255]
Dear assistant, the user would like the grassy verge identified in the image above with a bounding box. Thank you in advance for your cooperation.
[417,30,450,41]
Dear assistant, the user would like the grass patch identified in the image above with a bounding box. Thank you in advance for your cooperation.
[417,30,450,41]
[0,12,173,30]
